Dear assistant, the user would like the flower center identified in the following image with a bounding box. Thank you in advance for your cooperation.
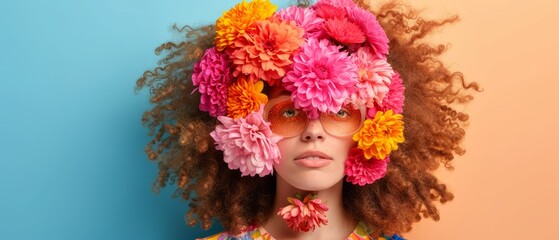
[263,39,275,51]
[249,125,259,141]
[314,65,329,79]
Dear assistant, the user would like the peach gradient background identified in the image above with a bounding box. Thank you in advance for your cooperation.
[389,0,559,238]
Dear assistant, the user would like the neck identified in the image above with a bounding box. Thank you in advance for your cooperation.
[262,176,356,240]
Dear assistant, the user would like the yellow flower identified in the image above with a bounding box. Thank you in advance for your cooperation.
[352,110,405,160]
[226,76,268,119]
[215,0,277,51]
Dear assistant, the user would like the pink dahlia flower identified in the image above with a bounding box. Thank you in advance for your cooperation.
[345,148,388,186]
[276,6,325,40]
[350,46,393,108]
[367,71,405,118]
[282,38,358,119]
[346,6,389,58]
[277,194,329,232]
[210,107,282,177]
[323,17,366,44]
[192,47,232,117]
[229,18,304,86]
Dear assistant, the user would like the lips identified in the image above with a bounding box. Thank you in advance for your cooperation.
[294,151,333,168]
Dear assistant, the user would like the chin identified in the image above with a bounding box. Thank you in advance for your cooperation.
[280,171,345,192]
[294,183,338,192]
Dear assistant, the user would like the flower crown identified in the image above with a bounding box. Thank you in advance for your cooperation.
[193,0,405,186]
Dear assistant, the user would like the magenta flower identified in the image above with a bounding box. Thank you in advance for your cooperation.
[350,46,393,108]
[277,194,329,232]
[210,107,282,177]
[346,6,389,58]
[192,47,232,117]
[345,148,388,186]
[282,38,358,119]
[367,71,405,118]
[276,6,325,40]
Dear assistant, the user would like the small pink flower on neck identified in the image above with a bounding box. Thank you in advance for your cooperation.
[277,194,329,232]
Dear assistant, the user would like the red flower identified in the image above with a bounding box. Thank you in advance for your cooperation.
[314,2,347,20]
[323,17,366,44]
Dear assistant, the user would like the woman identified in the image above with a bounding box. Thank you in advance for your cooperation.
[136,0,479,239]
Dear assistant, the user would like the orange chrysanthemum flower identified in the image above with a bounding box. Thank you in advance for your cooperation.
[214,0,277,51]
[230,18,304,86]
[352,110,404,160]
[226,76,268,119]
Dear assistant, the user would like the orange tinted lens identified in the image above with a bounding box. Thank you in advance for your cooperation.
[321,102,363,136]
[265,100,307,137]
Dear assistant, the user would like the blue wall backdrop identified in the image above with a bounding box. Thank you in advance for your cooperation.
[0,0,293,239]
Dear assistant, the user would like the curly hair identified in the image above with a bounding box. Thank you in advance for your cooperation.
[135,0,480,237]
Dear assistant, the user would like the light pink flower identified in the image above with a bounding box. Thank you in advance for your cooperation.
[282,38,358,119]
[323,17,365,44]
[192,47,232,117]
[345,148,389,186]
[367,71,405,117]
[277,194,329,232]
[276,6,325,39]
[350,46,393,108]
[346,6,389,58]
[210,107,282,177]
[229,18,304,86]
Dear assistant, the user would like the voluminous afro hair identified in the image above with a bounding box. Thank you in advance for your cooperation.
[135,0,480,237]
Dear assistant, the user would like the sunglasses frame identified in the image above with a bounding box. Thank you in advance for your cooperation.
[262,95,366,138]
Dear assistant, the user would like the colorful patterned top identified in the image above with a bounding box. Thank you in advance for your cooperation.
[197,222,405,240]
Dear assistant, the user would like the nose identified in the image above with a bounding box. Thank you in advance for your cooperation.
[300,119,326,141]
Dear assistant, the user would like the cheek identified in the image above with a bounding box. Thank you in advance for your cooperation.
[333,134,357,151]
[276,138,295,164]
[335,137,357,164]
